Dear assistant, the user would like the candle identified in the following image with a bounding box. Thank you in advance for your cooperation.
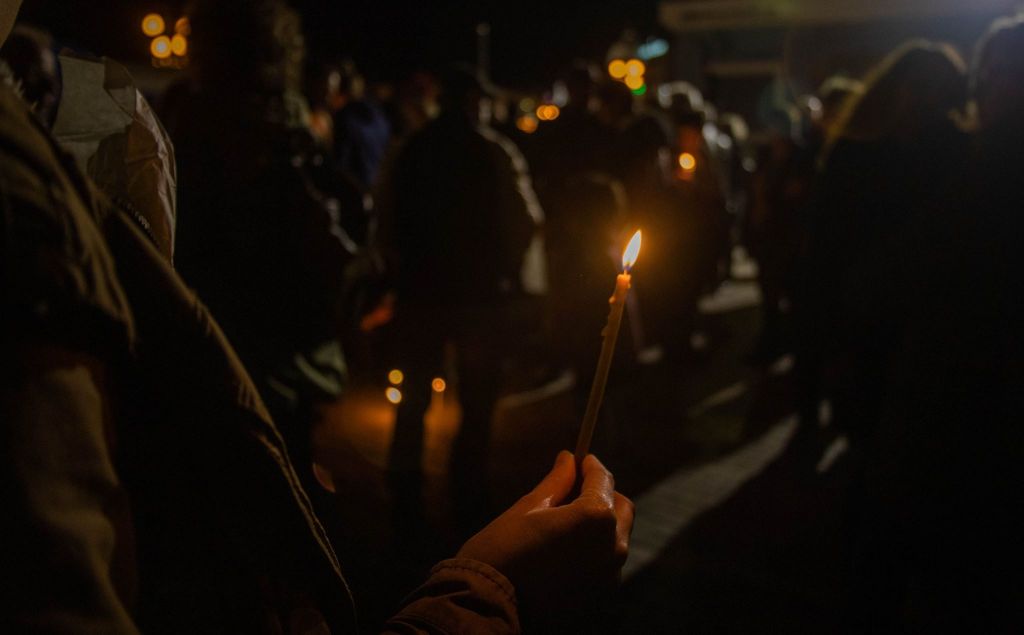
[574,230,642,469]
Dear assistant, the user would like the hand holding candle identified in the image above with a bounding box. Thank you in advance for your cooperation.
[574,230,642,469]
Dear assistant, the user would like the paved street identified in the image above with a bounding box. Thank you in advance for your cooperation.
[312,277,856,632]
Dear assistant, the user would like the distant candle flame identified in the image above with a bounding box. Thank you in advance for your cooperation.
[622,230,642,271]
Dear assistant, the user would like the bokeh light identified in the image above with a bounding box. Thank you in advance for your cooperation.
[516,115,538,134]
[175,17,191,36]
[536,104,560,121]
[151,36,172,59]
[624,75,645,90]
[626,59,646,77]
[142,14,165,37]
[385,387,403,404]
[170,34,188,57]
[432,378,447,392]
[608,59,627,79]
[388,369,404,385]
[678,152,697,171]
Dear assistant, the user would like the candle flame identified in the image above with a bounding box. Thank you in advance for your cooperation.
[622,230,642,271]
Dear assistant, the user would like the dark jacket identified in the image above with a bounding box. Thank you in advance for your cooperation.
[1,81,520,634]
[387,111,539,307]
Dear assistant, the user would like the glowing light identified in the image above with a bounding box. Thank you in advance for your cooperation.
[626,59,646,77]
[519,97,535,113]
[678,152,697,171]
[535,104,560,121]
[631,83,648,96]
[637,38,670,61]
[142,14,165,37]
[385,387,403,404]
[388,369,404,385]
[170,34,188,56]
[151,36,172,59]
[608,59,627,79]
[174,17,191,36]
[432,378,447,392]
[516,115,538,134]
[622,230,642,271]
[624,75,645,91]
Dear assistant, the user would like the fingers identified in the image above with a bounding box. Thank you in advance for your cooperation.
[522,450,576,508]
[578,454,615,506]
[612,492,635,566]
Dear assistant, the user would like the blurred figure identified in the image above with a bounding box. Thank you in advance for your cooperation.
[747,88,815,364]
[798,40,970,629]
[0,23,57,125]
[527,61,615,199]
[802,40,967,442]
[385,63,541,530]
[859,17,1024,630]
[170,0,354,489]
[329,59,391,190]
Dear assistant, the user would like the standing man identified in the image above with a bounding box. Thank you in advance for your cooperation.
[386,64,542,529]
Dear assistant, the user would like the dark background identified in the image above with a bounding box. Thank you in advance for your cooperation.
[17,0,661,88]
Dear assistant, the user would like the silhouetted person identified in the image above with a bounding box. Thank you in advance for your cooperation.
[330,59,391,190]
[170,0,354,490]
[385,63,541,532]
[527,61,616,203]
[798,40,971,629]
[858,18,1024,630]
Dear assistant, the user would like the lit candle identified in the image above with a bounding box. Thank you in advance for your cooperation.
[574,230,642,468]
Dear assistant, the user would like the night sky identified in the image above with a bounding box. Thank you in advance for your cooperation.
[16,0,660,89]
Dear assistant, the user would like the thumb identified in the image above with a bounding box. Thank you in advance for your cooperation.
[521,451,576,509]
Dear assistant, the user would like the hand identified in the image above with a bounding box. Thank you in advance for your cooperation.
[456,451,634,617]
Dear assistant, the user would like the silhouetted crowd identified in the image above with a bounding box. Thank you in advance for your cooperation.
[2,0,1023,631]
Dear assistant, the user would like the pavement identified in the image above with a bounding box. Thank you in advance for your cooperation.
[311,275,857,632]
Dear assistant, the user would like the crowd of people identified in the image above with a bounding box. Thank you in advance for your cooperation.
[2,0,1023,630]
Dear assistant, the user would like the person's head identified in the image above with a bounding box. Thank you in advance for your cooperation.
[0,0,22,47]
[188,0,304,95]
[439,63,493,125]
[971,14,1024,130]
[833,40,966,144]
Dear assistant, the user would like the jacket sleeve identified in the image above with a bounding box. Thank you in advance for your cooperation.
[0,343,140,634]
[382,559,520,634]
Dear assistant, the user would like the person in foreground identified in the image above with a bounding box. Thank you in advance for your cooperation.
[0,1,634,633]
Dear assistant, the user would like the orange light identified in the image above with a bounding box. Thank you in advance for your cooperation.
[608,59,627,79]
[385,387,403,404]
[535,104,560,121]
[678,152,697,171]
[151,36,172,59]
[624,74,645,91]
[516,115,538,134]
[388,369,404,385]
[170,34,188,56]
[625,59,646,77]
[174,17,191,36]
[622,230,642,271]
[432,378,447,392]
[142,13,165,37]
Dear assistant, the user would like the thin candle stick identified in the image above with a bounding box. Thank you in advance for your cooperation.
[574,230,641,471]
